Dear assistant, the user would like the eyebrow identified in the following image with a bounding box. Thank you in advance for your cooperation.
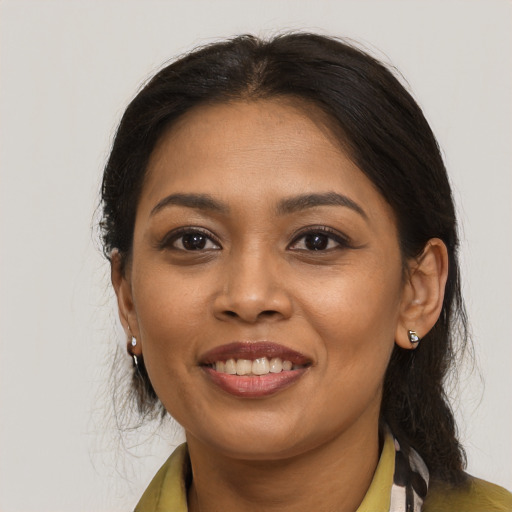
[276,192,368,219]
[150,191,367,220]
[150,193,229,216]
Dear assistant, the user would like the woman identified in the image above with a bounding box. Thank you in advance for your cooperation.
[100,33,512,511]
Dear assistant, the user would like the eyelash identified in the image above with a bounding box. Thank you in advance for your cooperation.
[288,226,352,252]
[158,227,221,251]
[158,226,352,252]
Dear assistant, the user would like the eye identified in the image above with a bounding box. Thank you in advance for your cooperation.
[161,229,221,251]
[289,228,350,251]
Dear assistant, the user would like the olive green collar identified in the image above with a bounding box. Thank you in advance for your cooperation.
[135,432,396,511]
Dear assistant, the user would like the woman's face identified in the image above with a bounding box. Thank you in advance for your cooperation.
[120,99,408,460]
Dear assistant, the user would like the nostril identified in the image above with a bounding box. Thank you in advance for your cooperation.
[221,309,281,321]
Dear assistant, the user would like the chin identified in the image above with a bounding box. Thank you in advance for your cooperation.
[185,412,338,462]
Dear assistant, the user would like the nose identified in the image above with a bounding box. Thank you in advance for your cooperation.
[212,250,293,324]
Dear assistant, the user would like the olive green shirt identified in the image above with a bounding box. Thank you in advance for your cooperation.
[135,433,512,511]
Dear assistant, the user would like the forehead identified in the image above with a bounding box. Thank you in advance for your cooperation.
[140,98,393,224]
[150,97,346,167]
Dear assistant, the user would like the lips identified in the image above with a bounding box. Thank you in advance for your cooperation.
[200,342,311,398]
[201,342,311,366]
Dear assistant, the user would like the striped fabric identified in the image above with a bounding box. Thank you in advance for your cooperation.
[390,436,429,512]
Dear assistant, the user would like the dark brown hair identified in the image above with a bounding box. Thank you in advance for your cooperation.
[101,33,468,484]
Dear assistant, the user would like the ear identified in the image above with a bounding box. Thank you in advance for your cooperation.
[111,250,142,356]
[395,238,449,349]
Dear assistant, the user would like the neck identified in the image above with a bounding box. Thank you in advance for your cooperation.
[186,420,380,512]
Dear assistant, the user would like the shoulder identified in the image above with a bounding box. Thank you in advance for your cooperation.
[424,475,512,512]
[134,444,189,512]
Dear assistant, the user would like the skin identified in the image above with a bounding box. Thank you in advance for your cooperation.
[113,98,448,512]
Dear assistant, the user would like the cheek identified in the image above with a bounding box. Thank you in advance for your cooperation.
[296,268,401,431]
[132,275,208,424]
[135,263,209,332]
[297,258,403,369]
[131,267,211,385]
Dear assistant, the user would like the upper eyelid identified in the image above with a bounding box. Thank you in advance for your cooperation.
[157,225,351,249]
[158,226,222,249]
[289,226,352,245]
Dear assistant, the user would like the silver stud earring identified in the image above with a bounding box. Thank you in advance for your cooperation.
[129,336,139,368]
[407,330,420,346]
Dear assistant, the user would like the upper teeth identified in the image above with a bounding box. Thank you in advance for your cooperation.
[213,357,301,376]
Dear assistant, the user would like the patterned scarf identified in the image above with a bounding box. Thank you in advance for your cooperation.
[390,435,429,512]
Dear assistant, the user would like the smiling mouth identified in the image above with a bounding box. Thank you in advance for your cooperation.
[206,357,307,376]
[200,342,311,397]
